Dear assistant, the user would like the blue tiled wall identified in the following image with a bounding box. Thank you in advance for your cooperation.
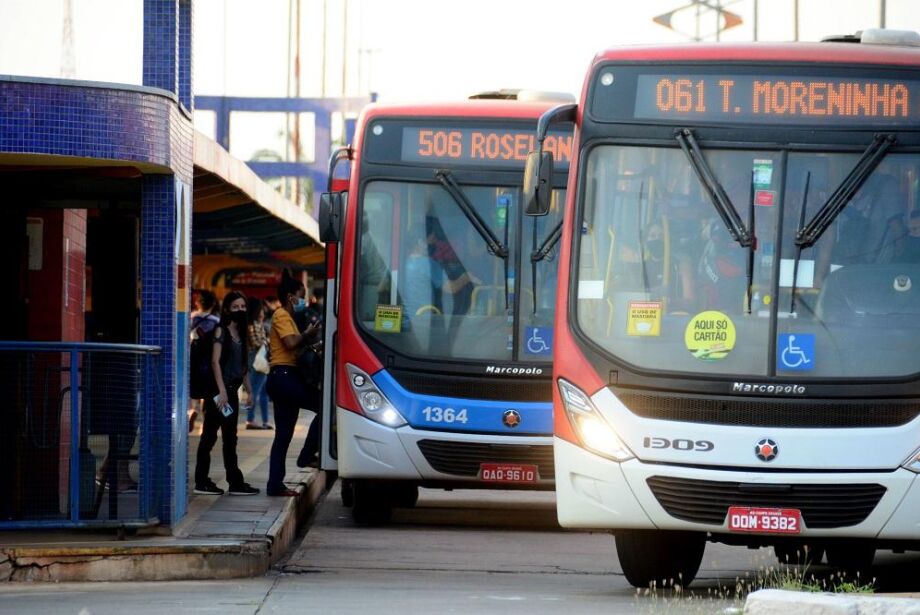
[140,175,179,524]
[143,0,179,96]
[0,79,190,177]
[179,0,193,111]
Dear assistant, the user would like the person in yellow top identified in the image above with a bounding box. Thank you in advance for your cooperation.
[266,270,321,496]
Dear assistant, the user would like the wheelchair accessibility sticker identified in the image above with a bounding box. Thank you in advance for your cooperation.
[524,326,553,357]
[777,333,815,371]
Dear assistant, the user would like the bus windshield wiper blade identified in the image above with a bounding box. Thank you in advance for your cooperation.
[795,134,896,250]
[435,169,510,309]
[530,219,563,314]
[435,170,509,259]
[745,173,756,314]
[790,172,811,314]
[675,129,753,248]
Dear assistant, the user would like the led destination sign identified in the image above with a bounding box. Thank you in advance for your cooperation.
[591,66,920,127]
[399,127,573,168]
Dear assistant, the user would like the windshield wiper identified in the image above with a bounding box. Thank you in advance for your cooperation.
[675,129,754,248]
[530,218,563,314]
[789,172,811,315]
[745,173,756,314]
[795,134,896,250]
[434,169,510,307]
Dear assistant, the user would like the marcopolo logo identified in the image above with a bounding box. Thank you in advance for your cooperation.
[732,382,806,395]
[485,365,544,376]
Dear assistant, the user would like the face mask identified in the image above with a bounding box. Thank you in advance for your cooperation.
[292,297,307,313]
[230,311,248,326]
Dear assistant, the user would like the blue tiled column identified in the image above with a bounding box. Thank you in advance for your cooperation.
[143,0,179,94]
[140,175,178,523]
[178,0,193,111]
[141,0,193,525]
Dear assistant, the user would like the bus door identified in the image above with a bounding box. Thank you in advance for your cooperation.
[319,175,349,471]
[319,238,340,470]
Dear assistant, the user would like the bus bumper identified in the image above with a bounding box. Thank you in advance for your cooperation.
[338,407,554,486]
[555,436,920,540]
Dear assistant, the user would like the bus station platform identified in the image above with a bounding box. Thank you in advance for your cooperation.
[0,413,327,582]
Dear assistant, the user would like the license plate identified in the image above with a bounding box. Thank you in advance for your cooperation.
[728,506,802,534]
[479,463,538,483]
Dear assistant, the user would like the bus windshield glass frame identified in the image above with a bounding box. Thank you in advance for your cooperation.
[573,140,920,379]
[355,177,565,364]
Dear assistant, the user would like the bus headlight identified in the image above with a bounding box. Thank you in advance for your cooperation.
[902,447,920,473]
[558,379,633,462]
[346,364,407,428]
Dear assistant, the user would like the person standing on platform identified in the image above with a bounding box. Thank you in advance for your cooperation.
[193,291,260,496]
[266,271,320,496]
[244,297,272,430]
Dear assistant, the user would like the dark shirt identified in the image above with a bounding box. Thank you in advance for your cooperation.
[215,327,245,385]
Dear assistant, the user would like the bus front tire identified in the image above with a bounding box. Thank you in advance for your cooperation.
[340,479,355,507]
[351,480,393,526]
[615,530,705,589]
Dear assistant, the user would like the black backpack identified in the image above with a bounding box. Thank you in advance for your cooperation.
[189,324,218,399]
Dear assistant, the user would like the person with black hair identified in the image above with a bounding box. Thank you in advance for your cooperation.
[266,270,321,496]
[193,291,260,496]
[244,297,272,430]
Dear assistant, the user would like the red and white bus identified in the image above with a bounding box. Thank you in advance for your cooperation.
[524,30,920,586]
[319,93,573,524]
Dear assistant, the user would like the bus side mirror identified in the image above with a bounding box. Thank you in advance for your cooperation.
[524,150,554,216]
[319,192,345,243]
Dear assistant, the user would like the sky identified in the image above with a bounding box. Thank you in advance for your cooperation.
[2,0,919,160]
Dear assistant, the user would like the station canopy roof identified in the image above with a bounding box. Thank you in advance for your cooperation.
[192,130,323,269]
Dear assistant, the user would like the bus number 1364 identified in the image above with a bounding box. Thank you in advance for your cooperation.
[422,406,469,424]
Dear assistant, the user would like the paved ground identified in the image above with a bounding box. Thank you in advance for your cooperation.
[4,482,920,612]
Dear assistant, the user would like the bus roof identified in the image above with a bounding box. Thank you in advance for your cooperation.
[359,100,564,124]
[594,42,920,68]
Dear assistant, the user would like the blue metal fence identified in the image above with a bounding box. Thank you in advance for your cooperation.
[0,342,162,529]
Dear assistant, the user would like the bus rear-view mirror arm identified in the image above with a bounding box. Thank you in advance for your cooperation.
[525,103,577,217]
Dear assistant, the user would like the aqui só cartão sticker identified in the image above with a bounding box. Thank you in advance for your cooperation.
[684,310,736,360]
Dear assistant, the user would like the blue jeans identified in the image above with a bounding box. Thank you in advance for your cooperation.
[246,364,270,424]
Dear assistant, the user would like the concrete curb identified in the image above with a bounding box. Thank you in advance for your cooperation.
[0,471,328,582]
[744,589,920,614]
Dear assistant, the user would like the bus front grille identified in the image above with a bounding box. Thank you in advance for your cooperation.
[647,476,886,529]
[616,391,920,428]
[390,369,552,402]
[417,439,555,480]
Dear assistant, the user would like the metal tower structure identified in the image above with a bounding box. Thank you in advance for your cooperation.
[61,0,76,79]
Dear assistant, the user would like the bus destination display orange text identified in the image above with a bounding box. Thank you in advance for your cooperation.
[632,73,920,126]
[401,128,573,167]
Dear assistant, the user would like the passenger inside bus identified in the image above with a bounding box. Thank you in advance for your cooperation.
[402,226,445,320]
[888,209,920,263]
[824,173,904,268]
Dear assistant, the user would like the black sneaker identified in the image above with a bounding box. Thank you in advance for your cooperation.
[194,481,224,495]
[228,482,260,496]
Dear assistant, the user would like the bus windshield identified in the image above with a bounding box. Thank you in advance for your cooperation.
[577,144,920,378]
[357,179,564,363]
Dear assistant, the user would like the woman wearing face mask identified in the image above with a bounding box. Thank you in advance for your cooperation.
[266,270,321,496]
[194,291,260,496]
